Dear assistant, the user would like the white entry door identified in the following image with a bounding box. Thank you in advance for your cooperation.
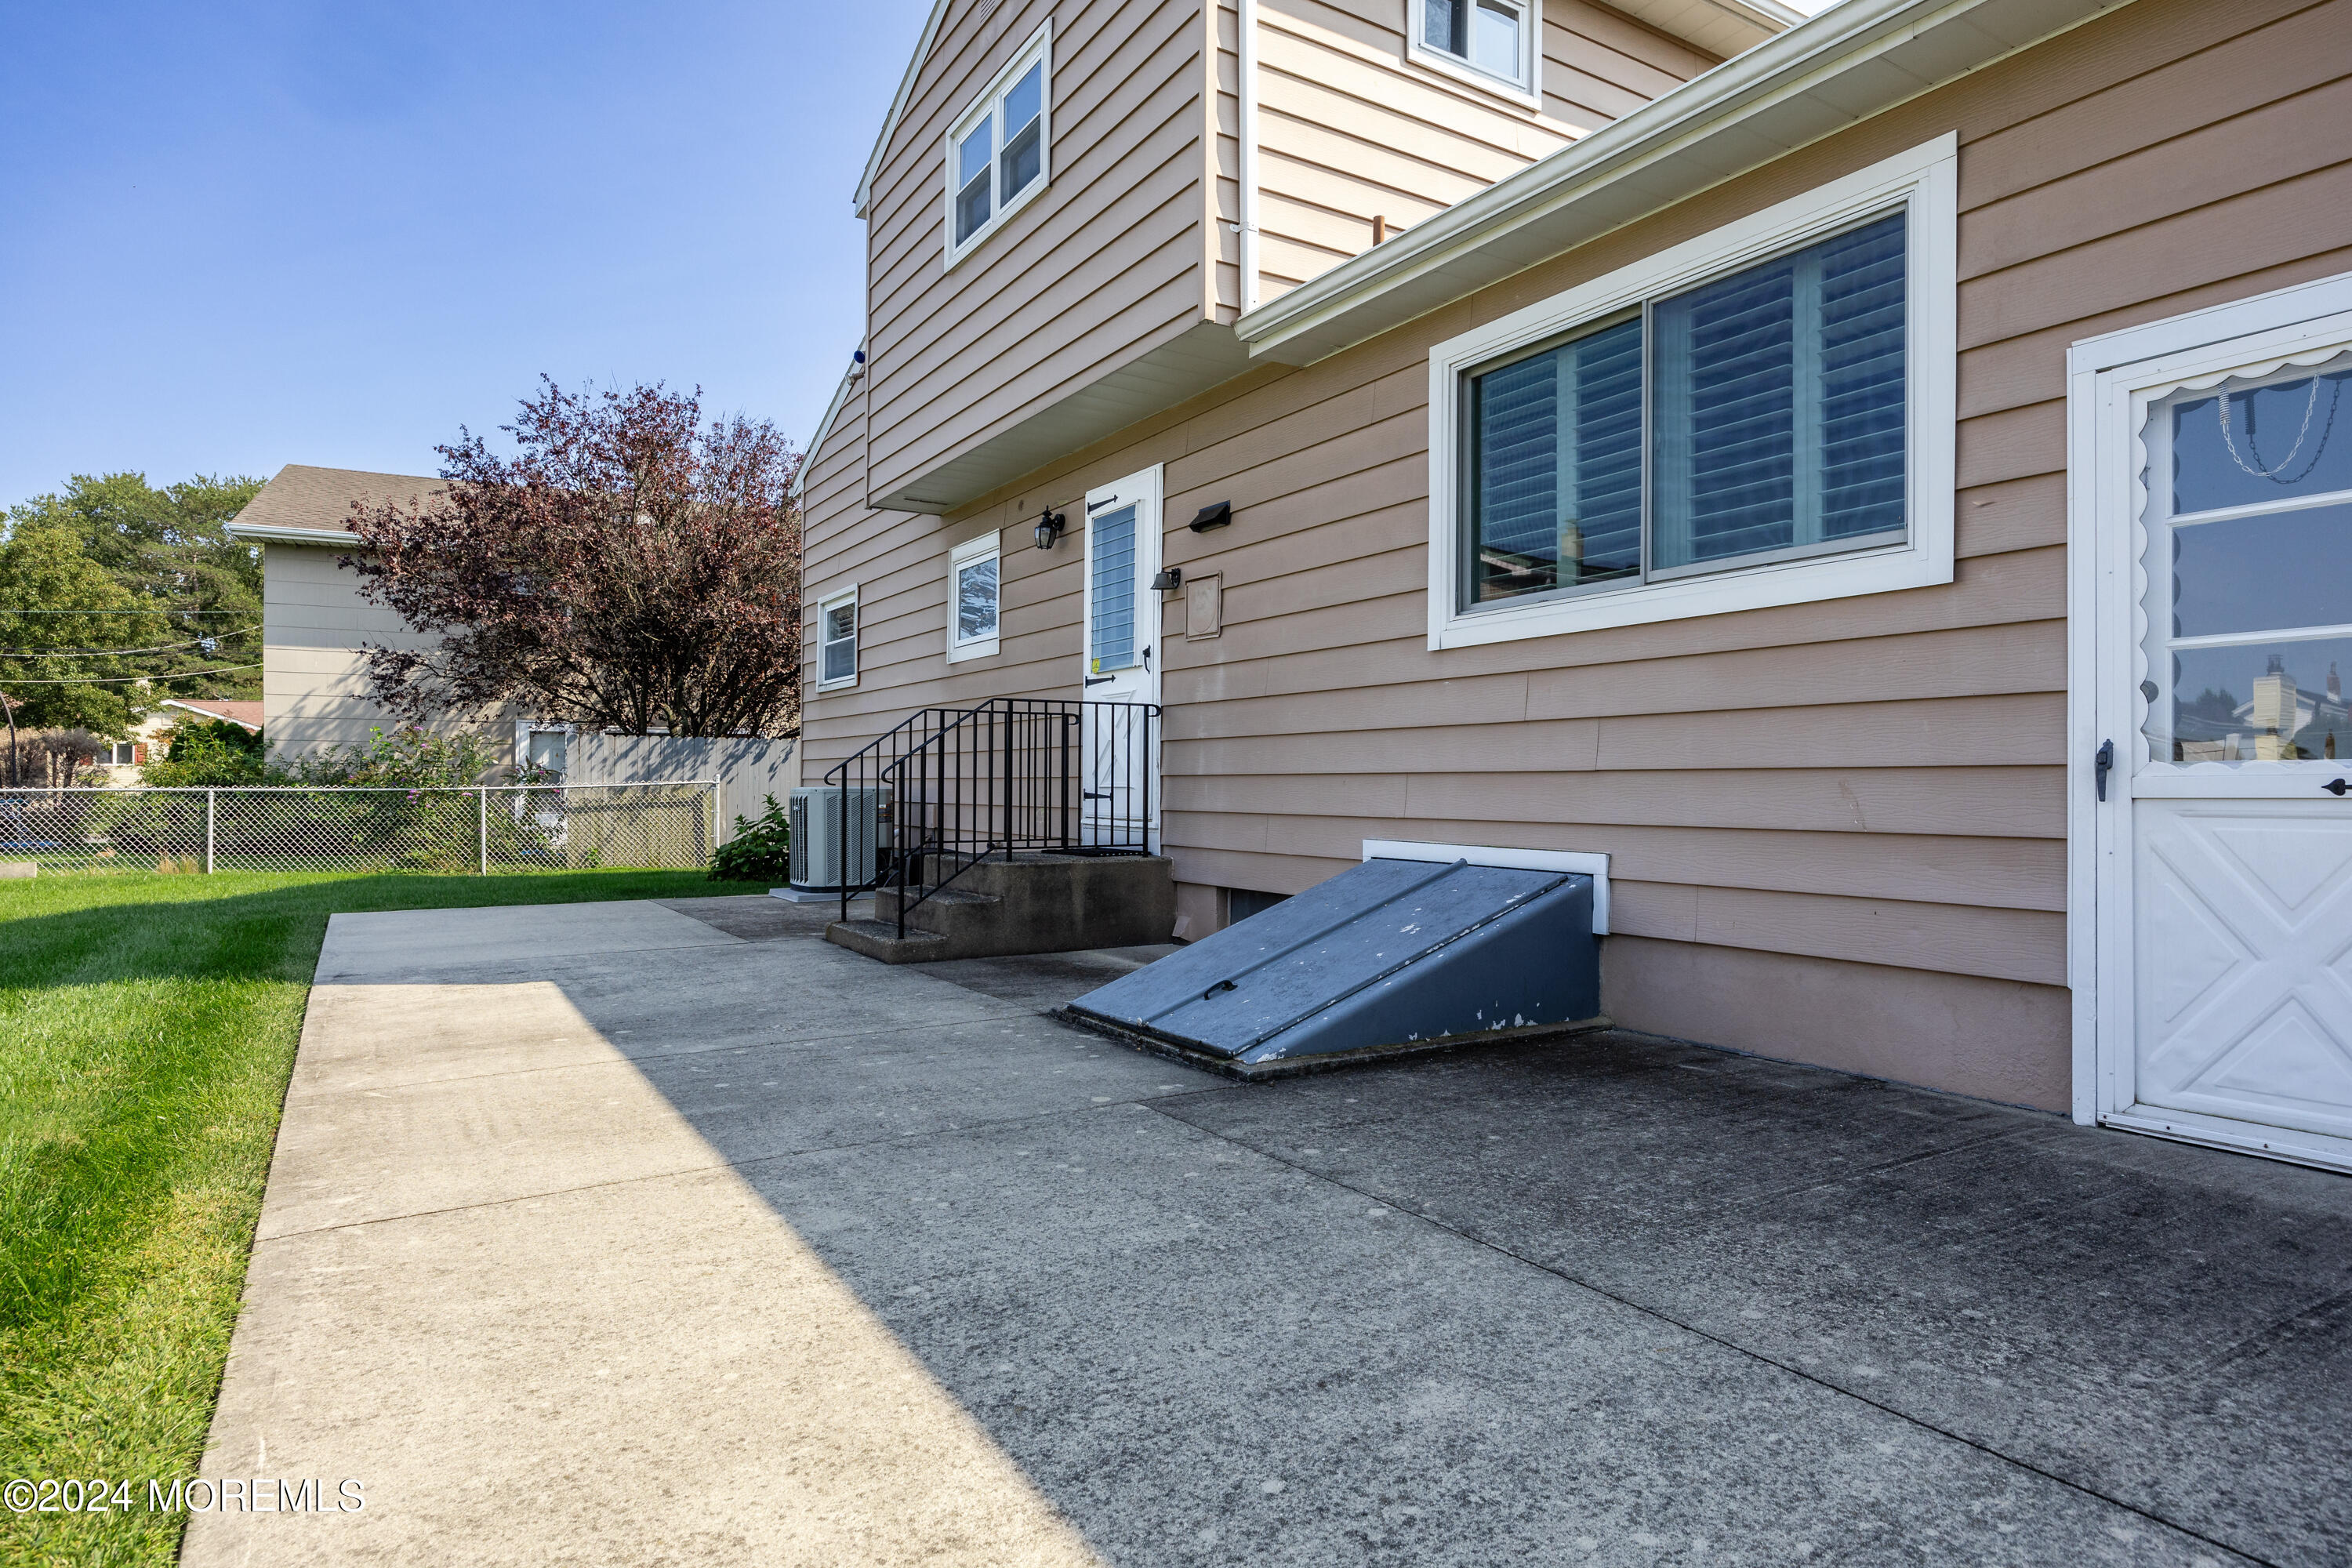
[2082,279,2352,1172]
[1078,465,1163,851]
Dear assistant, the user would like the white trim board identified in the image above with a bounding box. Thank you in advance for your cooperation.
[1363,839,1610,934]
[2063,266,2352,1150]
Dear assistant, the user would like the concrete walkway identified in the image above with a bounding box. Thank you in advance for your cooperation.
[187,897,2352,1566]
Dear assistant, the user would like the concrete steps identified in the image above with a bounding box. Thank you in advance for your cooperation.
[826,851,1174,964]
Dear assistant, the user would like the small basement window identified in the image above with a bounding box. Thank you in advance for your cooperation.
[947,24,1052,261]
[1411,0,1537,102]
[818,586,858,689]
[948,531,1001,662]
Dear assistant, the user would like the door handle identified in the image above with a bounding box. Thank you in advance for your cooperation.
[2326,779,2350,797]
[1083,674,1115,687]
[2095,739,2114,802]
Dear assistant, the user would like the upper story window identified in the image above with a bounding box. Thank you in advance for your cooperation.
[1425,136,1959,648]
[947,25,1051,263]
[1411,0,1537,102]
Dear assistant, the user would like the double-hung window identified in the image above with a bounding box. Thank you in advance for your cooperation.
[947,26,1051,260]
[1411,0,1537,102]
[818,587,858,689]
[1427,136,1958,647]
[947,531,1001,662]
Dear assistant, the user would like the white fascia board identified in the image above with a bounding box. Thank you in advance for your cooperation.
[223,523,361,546]
[853,0,953,218]
[1234,0,2127,365]
[1363,838,1611,935]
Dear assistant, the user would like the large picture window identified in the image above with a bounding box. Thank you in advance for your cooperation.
[1468,212,1907,605]
[1428,137,1957,648]
[946,26,1051,261]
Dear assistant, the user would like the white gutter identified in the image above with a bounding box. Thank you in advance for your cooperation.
[1234,0,2129,364]
[1237,0,1261,312]
[223,523,361,546]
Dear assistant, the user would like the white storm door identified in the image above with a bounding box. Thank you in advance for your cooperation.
[2103,325,2352,1172]
[1078,465,1163,850]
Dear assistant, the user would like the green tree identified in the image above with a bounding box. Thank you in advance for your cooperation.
[0,527,172,781]
[4,471,264,702]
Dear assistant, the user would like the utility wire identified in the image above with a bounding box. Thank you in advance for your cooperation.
[0,607,249,615]
[0,663,262,685]
[0,627,257,659]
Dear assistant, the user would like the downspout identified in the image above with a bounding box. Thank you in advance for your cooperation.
[1237,0,1260,312]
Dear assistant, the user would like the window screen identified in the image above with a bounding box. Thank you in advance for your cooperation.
[821,598,857,683]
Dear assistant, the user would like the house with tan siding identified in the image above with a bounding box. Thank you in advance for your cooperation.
[800,0,2352,1173]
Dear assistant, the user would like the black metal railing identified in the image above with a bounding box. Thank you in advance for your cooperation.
[822,698,1161,935]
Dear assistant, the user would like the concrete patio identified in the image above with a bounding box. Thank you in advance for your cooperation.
[187,895,2352,1566]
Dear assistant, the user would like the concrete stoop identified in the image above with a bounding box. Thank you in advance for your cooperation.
[825,852,1175,964]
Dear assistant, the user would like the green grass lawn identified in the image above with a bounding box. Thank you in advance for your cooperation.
[0,869,764,1566]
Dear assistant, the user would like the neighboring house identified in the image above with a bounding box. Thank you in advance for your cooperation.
[92,699,267,786]
[801,0,2352,1172]
[222,464,478,760]
[223,465,800,818]
[160,697,265,735]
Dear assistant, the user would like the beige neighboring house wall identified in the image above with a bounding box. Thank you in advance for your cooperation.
[224,464,513,763]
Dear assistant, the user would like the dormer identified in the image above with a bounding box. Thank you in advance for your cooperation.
[848,0,1785,517]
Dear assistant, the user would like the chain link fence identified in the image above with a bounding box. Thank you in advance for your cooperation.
[0,783,718,876]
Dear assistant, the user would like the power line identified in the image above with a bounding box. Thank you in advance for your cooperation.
[0,607,249,615]
[0,663,261,685]
[0,627,258,658]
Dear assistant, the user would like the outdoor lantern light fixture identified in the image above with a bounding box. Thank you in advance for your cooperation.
[1149,567,1182,591]
[1034,508,1066,550]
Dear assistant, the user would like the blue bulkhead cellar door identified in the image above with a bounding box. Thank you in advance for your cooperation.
[1065,857,1599,1072]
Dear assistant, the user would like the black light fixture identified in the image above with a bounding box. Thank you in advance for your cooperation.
[1149,567,1182,592]
[1187,501,1232,533]
[1033,508,1066,550]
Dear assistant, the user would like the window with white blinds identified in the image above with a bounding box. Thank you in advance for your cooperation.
[1465,210,1907,608]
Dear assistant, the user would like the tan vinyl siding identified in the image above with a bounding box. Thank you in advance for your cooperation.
[1253,0,1713,299]
[258,543,511,759]
[862,0,1218,508]
[802,0,2352,1108]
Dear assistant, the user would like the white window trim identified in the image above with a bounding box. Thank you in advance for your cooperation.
[1406,0,1542,111]
[1425,133,1958,651]
[817,584,860,691]
[946,529,1002,663]
[943,21,1053,270]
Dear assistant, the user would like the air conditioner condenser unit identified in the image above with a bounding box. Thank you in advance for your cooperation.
[788,786,884,891]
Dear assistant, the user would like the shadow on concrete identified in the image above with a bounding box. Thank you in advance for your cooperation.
[260,895,2352,1565]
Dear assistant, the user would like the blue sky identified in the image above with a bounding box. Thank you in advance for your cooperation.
[0,0,928,509]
